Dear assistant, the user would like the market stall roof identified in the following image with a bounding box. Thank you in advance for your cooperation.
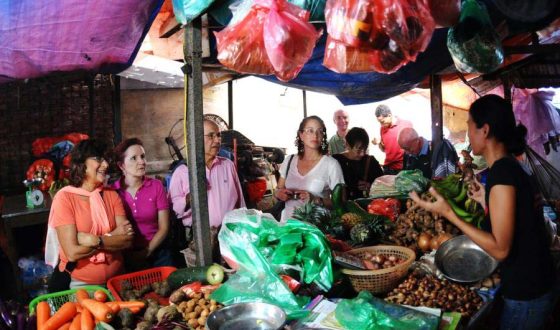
[0,0,164,83]
[1,0,559,104]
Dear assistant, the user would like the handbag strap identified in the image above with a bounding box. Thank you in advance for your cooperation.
[285,155,295,181]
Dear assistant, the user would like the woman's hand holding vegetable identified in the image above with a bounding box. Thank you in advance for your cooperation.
[409,188,454,219]
[467,177,486,209]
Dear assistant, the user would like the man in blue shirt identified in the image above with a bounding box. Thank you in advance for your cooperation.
[398,127,432,178]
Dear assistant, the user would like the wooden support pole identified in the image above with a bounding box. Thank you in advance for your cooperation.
[185,17,212,266]
[228,81,234,129]
[430,75,443,150]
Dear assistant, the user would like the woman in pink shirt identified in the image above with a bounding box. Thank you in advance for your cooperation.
[112,138,171,269]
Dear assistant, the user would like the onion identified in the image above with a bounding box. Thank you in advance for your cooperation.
[437,233,453,246]
[417,233,432,252]
[430,237,441,251]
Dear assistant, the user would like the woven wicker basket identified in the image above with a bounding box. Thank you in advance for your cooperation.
[341,245,416,294]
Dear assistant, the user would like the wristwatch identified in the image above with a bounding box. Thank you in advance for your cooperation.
[96,236,104,249]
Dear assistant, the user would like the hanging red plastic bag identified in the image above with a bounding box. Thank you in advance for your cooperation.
[215,7,274,75]
[325,0,375,48]
[261,0,322,81]
[323,36,377,73]
[428,0,460,27]
[369,0,435,73]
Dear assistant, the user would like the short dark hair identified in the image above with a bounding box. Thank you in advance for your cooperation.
[295,115,328,155]
[113,138,144,164]
[345,127,369,149]
[375,104,391,117]
[469,94,527,156]
[69,139,109,186]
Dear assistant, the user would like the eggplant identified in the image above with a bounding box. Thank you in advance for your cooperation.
[0,300,15,329]
[24,315,36,330]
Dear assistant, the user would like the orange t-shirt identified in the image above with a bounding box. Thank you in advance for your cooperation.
[50,189,125,284]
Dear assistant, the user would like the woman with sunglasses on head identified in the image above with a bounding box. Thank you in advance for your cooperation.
[275,116,345,221]
[111,138,171,270]
[410,95,556,330]
[332,127,383,200]
[46,139,134,290]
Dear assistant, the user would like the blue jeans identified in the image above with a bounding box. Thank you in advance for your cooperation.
[150,247,173,267]
[500,290,556,330]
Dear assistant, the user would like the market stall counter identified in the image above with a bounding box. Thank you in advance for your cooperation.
[0,194,52,300]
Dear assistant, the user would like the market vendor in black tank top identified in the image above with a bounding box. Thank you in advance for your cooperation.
[410,95,555,330]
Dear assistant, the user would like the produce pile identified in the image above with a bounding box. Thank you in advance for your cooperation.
[387,193,459,252]
[359,251,406,271]
[385,272,484,318]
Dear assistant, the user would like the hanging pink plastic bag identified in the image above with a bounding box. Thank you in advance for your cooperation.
[260,0,322,81]
[214,7,274,75]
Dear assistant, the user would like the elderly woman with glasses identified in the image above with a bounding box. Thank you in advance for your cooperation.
[332,127,383,200]
[275,115,344,221]
[111,138,171,271]
[46,139,134,291]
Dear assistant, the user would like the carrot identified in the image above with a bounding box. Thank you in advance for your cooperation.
[75,289,90,304]
[80,299,113,323]
[106,301,145,309]
[76,304,83,313]
[42,302,77,330]
[36,301,51,330]
[58,322,71,330]
[106,302,120,314]
[81,309,95,330]
[69,313,81,330]
[128,307,142,314]
[93,290,108,303]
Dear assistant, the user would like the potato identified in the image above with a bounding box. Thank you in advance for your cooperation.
[194,305,202,314]
[170,289,187,304]
[187,300,196,308]
[209,305,218,312]
[187,318,199,328]
[198,316,207,326]
[198,298,207,306]
[186,311,198,320]
[204,292,211,300]
[200,309,209,317]
[185,305,194,313]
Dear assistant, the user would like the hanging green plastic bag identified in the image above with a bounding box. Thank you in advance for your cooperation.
[211,209,334,319]
[335,291,439,330]
[172,0,216,25]
[447,0,504,73]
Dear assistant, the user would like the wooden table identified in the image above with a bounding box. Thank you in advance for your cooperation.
[0,194,51,299]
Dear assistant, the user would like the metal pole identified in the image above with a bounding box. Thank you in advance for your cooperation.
[502,78,512,103]
[302,90,307,118]
[430,75,443,150]
[228,81,233,129]
[185,17,212,266]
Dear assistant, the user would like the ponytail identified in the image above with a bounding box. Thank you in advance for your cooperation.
[507,124,527,156]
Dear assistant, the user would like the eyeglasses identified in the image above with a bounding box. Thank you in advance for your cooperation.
[88,156,107,163]
[204,132,222,139]
[302,127,325,135]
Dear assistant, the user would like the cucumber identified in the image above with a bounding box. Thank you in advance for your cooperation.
[166,264,230,289]
[331,183,347,218]
[167,266,211,289]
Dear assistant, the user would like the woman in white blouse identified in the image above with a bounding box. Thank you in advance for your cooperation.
[275,116,344,221]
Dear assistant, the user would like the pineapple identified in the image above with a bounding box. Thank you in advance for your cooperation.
[341,212,362,229]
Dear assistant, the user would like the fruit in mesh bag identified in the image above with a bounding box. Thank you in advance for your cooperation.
[341,212,362,229]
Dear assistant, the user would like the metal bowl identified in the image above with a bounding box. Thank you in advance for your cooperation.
[205,302,286,330]
[435,235,498,283]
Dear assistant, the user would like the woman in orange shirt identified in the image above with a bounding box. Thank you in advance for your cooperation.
[46,139,134,290]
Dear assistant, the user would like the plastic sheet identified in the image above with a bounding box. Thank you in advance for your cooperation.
[212,209,334,318]
[335,291,439,330]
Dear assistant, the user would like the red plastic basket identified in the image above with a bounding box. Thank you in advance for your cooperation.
[107,266,176,301]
